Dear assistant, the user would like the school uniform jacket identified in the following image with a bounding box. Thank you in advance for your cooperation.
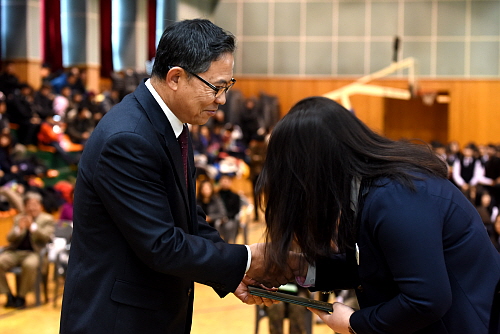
[314,175,500,334]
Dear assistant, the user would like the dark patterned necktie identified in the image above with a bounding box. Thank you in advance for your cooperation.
[178,125,188,187]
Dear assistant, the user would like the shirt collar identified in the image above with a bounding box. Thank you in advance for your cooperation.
[145,78,184,138]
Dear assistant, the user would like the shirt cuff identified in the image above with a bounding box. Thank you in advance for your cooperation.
[30,223,38,232]
[244,245,251,273]
[296,262,316,287]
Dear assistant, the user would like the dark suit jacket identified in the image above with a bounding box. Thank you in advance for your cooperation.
[59,80,248,334]
[314,175,500,334]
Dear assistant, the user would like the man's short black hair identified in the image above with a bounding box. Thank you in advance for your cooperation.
[151,19,236,80]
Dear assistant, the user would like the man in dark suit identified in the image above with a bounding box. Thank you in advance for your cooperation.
[59,19,284,334]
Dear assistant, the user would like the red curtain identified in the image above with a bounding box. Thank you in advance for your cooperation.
[42,0,63,73]
[100,0,113,78]
[148,0,157,61]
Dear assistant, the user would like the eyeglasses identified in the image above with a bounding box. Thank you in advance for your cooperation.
[169,66,236,98]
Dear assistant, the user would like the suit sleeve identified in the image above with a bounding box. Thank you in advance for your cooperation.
[350,184,453,334]
[93,132,247,293]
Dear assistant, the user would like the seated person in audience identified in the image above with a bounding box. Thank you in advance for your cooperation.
[0,191,55,308]
[6,83,39,146]
[59,188,74,222]
[0,180,27,213]
[218,174,242,243]
[52,85,72,118]
[0,91,10,135]
[0,133,20,186]
[33,84,55,120]
[474,189,497,226]
[0,62,20,99]
[65,106,94,145]
[37,114,78,165]
[452,143,483,201]
[196,179,227,228]
[99,89,120,115]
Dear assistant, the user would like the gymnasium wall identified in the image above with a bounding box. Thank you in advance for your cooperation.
[232,78,500,146]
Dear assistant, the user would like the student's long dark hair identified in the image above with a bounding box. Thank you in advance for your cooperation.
[256,96,448,273]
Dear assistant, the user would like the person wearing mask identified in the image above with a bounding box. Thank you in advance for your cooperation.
[60,19,287,334]
[256,96,500,334]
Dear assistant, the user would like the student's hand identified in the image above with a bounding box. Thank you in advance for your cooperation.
[233,275,279,307]
[287,252,308,278]
[307,302,355,333]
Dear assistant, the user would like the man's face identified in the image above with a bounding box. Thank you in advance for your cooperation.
[25,198,43,218]
[173,53,234,125]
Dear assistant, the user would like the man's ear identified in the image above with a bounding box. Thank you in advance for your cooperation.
[166,67,183,91]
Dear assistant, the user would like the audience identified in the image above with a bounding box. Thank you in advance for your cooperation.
[0,63,498,334]
[1,62,498,315]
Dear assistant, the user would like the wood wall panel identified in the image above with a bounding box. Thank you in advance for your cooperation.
[234,77,500,147]
[9,59,42,90]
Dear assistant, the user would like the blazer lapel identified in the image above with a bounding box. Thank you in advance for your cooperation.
[133,80,192,221]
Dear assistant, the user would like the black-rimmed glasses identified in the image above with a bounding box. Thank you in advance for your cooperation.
[169,66,236,98]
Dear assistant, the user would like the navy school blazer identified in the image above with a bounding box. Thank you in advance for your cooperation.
[314,175,500,334]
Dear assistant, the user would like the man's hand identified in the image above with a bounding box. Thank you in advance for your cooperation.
[247,244,310,288]
[246,243,294,288]
[18,215,32,230]
[233,275,279,307]
[307,302,355,333]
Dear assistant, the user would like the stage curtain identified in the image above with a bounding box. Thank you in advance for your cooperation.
[100,0,113,78]
[42,0,63,73]
[148,0,157,61]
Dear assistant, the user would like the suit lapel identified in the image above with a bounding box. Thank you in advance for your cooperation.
[133,80,192,225]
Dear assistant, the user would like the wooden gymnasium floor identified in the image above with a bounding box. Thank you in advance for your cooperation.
[0,178,335,334]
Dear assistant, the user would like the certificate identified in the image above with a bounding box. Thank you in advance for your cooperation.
[248,286,333,312]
